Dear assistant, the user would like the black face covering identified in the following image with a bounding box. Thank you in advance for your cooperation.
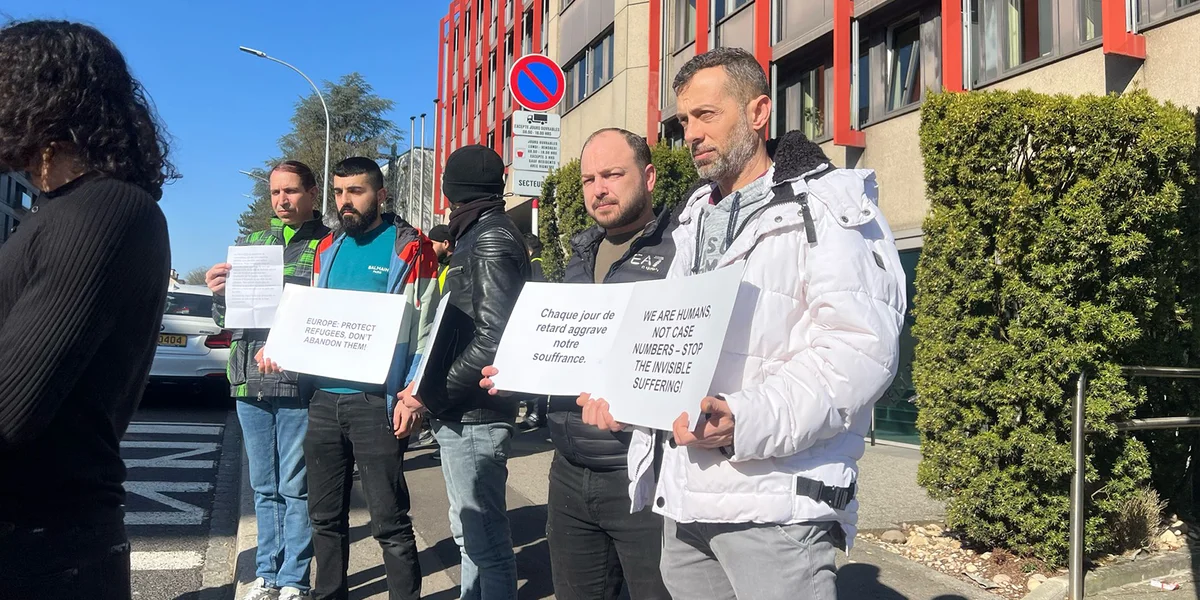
[447,197,506,240]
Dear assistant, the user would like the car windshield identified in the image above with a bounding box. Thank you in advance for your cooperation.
[164,292,213,317]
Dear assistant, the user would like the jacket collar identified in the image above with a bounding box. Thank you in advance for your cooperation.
[570,205,673,257]
[677,131,836,225]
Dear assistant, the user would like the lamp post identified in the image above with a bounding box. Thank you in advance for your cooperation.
[409,116,416,228]
[432,98,441,224]
[418,113,427,230]
[238,169,268,183]
[238,46,331,216]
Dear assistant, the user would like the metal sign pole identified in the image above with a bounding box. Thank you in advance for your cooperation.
[1068,371,1087,600]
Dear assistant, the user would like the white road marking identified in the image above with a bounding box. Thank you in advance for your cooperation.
[130,550,204,571]
[121,441,221,469]
[126,423,223,436]
[124,481,213,525]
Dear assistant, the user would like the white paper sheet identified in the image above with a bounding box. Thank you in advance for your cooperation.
[262,284,408,385]
[490,263,746,429]
[410,292,452,393]
[224,245,284,329]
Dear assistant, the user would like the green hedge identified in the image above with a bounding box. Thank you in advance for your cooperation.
[914,90,1200,564]
[537,142,697,281]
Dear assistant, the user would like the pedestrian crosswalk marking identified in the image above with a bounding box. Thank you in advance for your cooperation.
[121,441,221,469]
[130,550,204,571]
[123,481,213,525]
[126,422,224,436]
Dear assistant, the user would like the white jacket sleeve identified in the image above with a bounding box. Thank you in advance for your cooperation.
[723,224,903,462]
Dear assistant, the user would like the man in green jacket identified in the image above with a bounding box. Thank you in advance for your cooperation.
[205,160,330,600]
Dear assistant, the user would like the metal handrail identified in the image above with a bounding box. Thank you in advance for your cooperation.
[1069,366,1200,599]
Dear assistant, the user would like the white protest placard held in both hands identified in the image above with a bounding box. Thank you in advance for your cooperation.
[224,245,285,329]
[262,284,407,384]
[491,282,634,396]
[598,263,747,431]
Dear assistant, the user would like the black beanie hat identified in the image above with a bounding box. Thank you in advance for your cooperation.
[443,145,506,204]
[428,224,452,244]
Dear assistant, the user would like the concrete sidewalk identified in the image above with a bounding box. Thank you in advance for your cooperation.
[234,430,999,599]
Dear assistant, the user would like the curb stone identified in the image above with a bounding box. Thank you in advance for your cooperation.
[1021,550,1195,599]
[233,444,256,599]
[850,537,1006,599]
[199,410,243,600]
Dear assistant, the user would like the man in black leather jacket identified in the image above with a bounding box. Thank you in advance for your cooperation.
[408,144,529,600]
[482,129,676,600]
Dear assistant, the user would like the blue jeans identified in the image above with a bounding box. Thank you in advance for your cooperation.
[431,420,518,600]
[236,396,313,591]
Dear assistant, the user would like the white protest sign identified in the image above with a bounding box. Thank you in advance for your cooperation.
[491,282,634,395]
[598,263,746,430]
[224,245,284,329]
[409,292,452,393]
[262,284,407,384]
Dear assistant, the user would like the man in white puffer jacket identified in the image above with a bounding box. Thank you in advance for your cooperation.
[578,48,906,599]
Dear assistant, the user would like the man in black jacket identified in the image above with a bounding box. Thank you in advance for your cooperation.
[482,128,676,599]
[403,144,529,600]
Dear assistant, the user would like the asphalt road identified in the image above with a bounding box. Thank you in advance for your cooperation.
[124,387,239,600]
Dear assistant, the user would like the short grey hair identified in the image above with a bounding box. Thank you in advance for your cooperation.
[582,128,653,169]
[672,47,769,105]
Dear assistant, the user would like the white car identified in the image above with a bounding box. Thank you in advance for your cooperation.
[149,283,230,398]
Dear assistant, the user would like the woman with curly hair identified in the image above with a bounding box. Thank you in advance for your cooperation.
[0,20,174,598]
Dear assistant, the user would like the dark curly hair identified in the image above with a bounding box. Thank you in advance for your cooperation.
[0,20,178,199]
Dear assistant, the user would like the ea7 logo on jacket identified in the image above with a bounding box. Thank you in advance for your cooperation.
[628,252,667,273]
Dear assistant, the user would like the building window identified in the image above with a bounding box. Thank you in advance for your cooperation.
[563,30,615,112]
[487,131,495,150]
[488,51,496,75]
[874,247,921,445]
[1080,0,1103,41]
[781,64,826,140]
[969,0,1055,87]
[523,9,534,55]
[475,68,482,103]
[857,50,870,127]
[503,117,512,163]
[674,0,697,50]
[662,118,685,147]
[887,19,922,112]
[715,0,751,22]
[542,0,550,53]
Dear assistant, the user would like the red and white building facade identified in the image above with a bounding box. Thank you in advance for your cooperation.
[432,0,1200,444]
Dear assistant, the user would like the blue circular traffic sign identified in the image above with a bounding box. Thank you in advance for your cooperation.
[508,54,565,112]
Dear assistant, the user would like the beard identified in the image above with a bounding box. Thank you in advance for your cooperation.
[339,202,380,237]
[692,116,759,184]
[590,191,651,231]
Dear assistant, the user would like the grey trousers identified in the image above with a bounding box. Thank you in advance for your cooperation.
[661,518,845,600]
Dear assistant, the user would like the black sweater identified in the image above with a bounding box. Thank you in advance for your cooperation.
[0,174,170,526]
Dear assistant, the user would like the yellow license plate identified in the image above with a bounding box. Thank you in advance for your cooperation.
[158,334,187,347]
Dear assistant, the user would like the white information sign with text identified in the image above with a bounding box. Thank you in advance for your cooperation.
[262,285,407,385]
[512,110,561,138]
[512,136,560,172]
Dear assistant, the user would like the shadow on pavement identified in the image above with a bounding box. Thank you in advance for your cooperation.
[838,563,970,600]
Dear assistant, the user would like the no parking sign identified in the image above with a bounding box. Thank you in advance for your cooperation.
[508,54,565,112]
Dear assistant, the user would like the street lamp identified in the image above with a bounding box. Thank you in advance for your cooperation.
[238,169,268,183]
[239,46,331,216]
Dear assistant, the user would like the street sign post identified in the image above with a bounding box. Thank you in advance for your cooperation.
[512,136,560,172]
[513,170,549,197]
[508,54,566,112]
[512,110,561,138]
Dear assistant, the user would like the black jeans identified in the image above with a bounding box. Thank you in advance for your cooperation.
[304,390,420,600]
[546,454,671,600]
[0,519,130,600]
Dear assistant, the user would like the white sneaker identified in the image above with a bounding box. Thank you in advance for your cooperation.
[278,587,310,600]
[241,578,277,600]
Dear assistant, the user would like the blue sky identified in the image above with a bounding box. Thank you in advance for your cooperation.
[5,0,447,275]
